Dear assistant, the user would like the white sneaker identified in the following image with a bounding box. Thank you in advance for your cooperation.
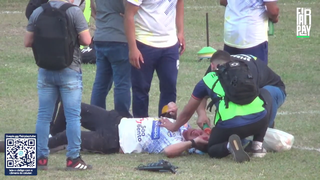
[251,141,267,158]
[49,134,52,138]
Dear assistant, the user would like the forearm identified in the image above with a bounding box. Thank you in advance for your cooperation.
[124,12,137,50]
[163,141,192,158]
[176,0,184,35]
[172,108,194,131]
[196,98,208,117]
[90,0,96,19]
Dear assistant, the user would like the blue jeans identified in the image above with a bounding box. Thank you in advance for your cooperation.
[131,41,180,117]
[262,85,286,127]
[36,68,82,159]
[224,41,269,64]
[91,41,132,118]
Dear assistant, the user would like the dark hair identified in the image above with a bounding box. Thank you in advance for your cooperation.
[210,50,231,65]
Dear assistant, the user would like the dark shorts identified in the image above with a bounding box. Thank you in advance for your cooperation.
[224,41,268,64]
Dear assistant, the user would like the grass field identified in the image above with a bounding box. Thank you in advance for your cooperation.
[0,0,319,179]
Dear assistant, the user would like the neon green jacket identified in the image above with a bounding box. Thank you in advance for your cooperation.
[203,72,265,125]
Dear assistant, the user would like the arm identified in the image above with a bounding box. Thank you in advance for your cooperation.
[72,7,92,45]
[170,97,202,131]
[163,141,192,158]
[24,31,34,47]
[124,2,144,69]
[124,2,139,50]
[78,30,92,46]
[90,0,96,19]
[176,0,185,55]
[264,1,279,23]
[196,97,211,128]
[220,0,228,6]
[164,135,209,158]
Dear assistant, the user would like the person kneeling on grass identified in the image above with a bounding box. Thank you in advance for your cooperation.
[35,102,208,157]
[160,50,278,163]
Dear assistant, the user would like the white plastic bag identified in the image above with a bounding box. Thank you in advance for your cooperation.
[263,128,295,152]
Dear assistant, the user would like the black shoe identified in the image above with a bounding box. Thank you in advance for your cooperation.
[37,157,48,170]
[228,134,250,163]
[65,156,92,171]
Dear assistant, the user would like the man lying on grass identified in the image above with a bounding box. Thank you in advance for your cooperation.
[0,102,209,158]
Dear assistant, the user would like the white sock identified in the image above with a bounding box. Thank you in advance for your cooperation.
[252,141,263,150]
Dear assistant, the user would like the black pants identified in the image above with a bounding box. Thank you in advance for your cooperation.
[207,88,272,158]
[48,103,123,154]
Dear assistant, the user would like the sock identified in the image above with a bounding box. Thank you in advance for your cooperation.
[252,141,263,150]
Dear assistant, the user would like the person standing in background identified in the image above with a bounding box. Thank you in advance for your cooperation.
[220,0,279,64]
[90,0,132,118]
[124,0,186,118]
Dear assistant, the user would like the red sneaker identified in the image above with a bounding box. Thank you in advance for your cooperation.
[37,157,48,170]
[65,156,92,171]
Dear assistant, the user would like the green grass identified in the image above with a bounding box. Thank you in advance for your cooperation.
[0,0,320,179]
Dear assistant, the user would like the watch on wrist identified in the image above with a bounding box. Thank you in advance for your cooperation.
[190,139,196,148]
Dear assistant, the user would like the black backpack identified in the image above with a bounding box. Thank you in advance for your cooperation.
[209,60,259,109]
[32,3,76,70]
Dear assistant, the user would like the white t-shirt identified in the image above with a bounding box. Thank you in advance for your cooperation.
[223,0,277,49]
[118,117,188,154]
[127,0,178,48]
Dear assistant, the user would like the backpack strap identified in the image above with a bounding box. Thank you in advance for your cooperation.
[206,79,222,112]
[40,2,52,11]
[59,2,76,12]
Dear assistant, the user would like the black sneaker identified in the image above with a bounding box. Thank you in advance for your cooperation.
[65,156,92,171]
[37,157,48,170]
[228,134,250,163]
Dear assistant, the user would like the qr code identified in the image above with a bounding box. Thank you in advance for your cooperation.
[5,135,36,168]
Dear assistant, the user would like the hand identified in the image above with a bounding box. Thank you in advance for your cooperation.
[177,32,185,55]
[196,115,211,129]
[129,47,144,69]
[159,117,176,132]
[194,135,209,145]
[167,102,178,117]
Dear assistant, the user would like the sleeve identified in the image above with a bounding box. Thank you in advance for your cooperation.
[69,7,89,34]
[191,80,210,100]
[127,0,143,6]
[26,7,42,32]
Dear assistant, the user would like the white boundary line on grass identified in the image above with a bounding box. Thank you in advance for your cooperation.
[1,2,319,14]
[185,2,319,9]
[1,11,22,14]
[277,110,320,116]
[293,146,320,152]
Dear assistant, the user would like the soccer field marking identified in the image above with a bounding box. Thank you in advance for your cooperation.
[293,146,320,152]
[185,2,320,9]
[1,11,22,14]
[277,110,320,116]
[1,2,320,14]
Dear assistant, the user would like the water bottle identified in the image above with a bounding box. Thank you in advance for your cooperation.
[202,123,211,135]
[268,20,274,36]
